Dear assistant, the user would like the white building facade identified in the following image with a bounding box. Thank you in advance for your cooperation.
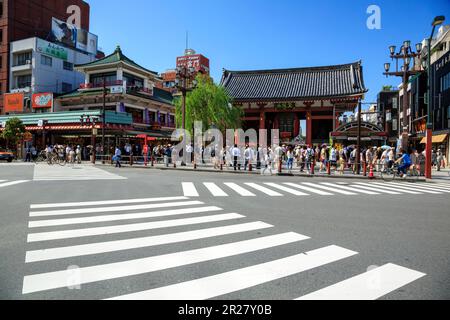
[9,37,96,111]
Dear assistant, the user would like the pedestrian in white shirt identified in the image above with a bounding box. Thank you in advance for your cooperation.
[231,144,241,171]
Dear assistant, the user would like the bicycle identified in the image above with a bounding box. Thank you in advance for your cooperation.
[34,151,48,163]
[380,164,401,181]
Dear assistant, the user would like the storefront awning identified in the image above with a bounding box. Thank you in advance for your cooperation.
[420,134,448,144]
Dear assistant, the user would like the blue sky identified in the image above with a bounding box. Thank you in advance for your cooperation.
[87,0,449,107]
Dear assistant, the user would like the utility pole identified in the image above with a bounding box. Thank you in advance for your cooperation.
[356,100,362,175]
[102,76,106,164]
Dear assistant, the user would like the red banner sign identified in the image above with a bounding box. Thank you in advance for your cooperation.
[32,93,53,109]
[176,54,210,74]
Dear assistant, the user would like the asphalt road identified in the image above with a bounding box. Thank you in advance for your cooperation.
[0,163,449,300]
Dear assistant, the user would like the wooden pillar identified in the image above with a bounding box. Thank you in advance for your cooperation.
[294,113,300,138]
[306,111,312,146]
[305,102,313,146]
[256,104,267,131]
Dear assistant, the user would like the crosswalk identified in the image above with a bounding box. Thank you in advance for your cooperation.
[182,181,450,198]
[33,164,126,181]
[0,180,29,189]
[22,196,426,300]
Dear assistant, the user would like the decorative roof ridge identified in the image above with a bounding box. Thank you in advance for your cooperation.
[223,61,362,75]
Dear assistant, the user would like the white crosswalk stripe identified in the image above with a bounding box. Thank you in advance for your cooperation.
[180,182,450,198]
[22,196,427,299]
[283,183,333,195]
[33,164,126,181]
[367,182,423,194]
[296,264,426,300]
[301,182,357,195]
[264,183,308,196]
[383,182,443,194]
[223,183,256,196]
[27,213,246,242]
[203,183,228,197]
[244,183,283,196]
[107,245,357,300]
[25,222,274,263]
[182,182,199,197]
[0,180,29,188]
[349,183,401,195]
[319,183,380,195]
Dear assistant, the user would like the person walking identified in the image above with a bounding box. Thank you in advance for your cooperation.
[76,146,82,164]
[286,146,294,172]
[244,145,254,171]
[436,149,443,171]
[261,147,274,175]
[114,146,122,168]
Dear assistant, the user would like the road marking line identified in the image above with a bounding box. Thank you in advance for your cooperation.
[182,182,199,197]
[26,222,274,263]
[30,196,189,209]
[319,183,380,195]
[283,183,334,195]
[0,180,29,188]
[244,183,283,196]
[203,183,228,197]
[296,263,426,300]
[27,213,246,242]
[350,184,401,195]
[383,182,442,194]
[106,245,356,300]
[29,201,203,217]
[368,183,423,194]
[404,183,450,193]
[223,183,256,197]
[28,206,223,228]
[301,183,356,195]
[429,183,450,189]
[22,232,307,294]
[264,183,308,196]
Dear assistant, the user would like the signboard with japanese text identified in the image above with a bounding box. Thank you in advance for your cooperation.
[37,38,68,61]
[32,93,53,109]
[4,93,24,113]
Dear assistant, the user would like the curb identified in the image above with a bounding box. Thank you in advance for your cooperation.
[95,163,433,182]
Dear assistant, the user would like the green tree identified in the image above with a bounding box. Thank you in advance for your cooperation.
[1,117,25,152]
[175,74,242,133]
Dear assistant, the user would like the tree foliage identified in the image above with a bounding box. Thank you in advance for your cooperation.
[175,74,242,133]
[2,118,25,148]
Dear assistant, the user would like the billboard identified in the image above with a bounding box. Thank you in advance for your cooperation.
[4,93,24,113]
[32,93,53,109]
[50,17,98,55]
[36,39,68,61]
[176,54,210,74]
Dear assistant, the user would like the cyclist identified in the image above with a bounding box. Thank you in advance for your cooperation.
[395,148,412,178]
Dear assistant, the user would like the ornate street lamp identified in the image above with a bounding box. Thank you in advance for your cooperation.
[384,37,424,151]
[80,114,99,164]
[175,65,198,166]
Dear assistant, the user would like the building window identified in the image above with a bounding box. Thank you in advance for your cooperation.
[0,29,2,44]
[441,72,450,92]
[41,55,52,67]
[0,1,3,18]
[15,52,32,66]
[62,82,72,93]
[91,72,117,87]
[17,75,32,88]
[63,61,73,71]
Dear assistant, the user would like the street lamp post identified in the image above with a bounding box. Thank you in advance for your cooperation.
[102,77,107,164]
[384,40,423,152]
[175,66,197,166]
[424,16,445,179]
[80,114,99,164]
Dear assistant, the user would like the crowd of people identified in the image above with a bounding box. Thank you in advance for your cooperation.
[20,141,448,176]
